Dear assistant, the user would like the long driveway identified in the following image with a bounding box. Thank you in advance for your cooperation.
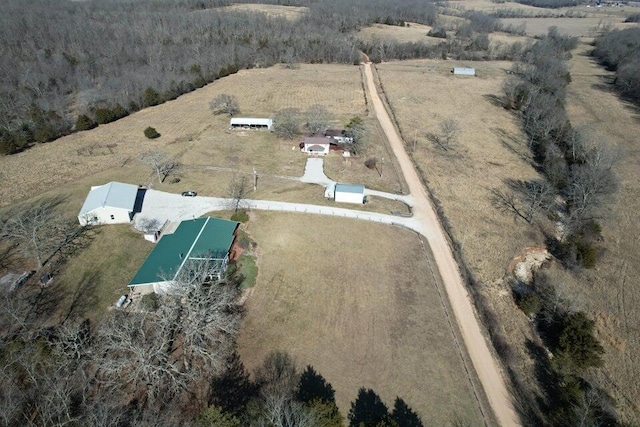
[362,63,519,426]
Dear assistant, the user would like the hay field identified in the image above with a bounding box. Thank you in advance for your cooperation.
[376,59,542,283]
[0,64,378,208]
[237,211,484,426]
[220,3,308,20]
[356,23,443,45]
[560,42,640,424]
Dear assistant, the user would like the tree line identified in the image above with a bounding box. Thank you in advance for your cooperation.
[592,27,640,106]
[498,28,621,426]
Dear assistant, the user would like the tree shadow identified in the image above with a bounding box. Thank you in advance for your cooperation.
[525,339,553,416]
[483,93,505,109]
[491,128,535,167]
[59,270,100,324]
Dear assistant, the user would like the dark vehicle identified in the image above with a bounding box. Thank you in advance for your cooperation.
[181,191,197,197]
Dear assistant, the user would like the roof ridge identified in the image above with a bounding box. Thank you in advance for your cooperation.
[102,182,114,207]
[172,217,210,280]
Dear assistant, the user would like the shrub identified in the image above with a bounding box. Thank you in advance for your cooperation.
[230,210,249,223]
[364,157,377,169]
[142,86,162,107]
[144,126,161,139]
[427,27,447,39]
[95,104,128,125]
[75,114,97,131]
[139,293,160,311]
[516,291,542,317]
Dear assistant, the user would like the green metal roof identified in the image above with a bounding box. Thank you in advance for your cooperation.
[129,217,238,286]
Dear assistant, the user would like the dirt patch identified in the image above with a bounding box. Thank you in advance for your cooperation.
[507,246,551,284]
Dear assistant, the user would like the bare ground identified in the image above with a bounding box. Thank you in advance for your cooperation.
[237,212,484,426]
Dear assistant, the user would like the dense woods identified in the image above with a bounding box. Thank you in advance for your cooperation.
[592,27,640,106]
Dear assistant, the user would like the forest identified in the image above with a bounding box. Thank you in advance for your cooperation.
[0,0,532,155]
[592,27,640,105]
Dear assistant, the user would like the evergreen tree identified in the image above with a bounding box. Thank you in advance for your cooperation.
[297,365,336,405]
[391,398,423,427]
[210,350,256,416]
[348,388,390,427]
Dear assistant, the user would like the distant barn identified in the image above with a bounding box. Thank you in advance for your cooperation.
[453,67,476,76]
[230,117,273,130]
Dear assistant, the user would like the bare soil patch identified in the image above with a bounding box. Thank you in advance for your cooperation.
[237,211,484,426]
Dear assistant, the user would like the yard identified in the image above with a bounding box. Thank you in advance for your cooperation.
[237,211,484,426]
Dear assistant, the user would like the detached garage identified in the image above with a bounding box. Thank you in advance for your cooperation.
[77,182,141,226]
[334,183,365,204]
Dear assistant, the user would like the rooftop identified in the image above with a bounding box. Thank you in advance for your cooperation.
[78,182,139,216]
[303,136,332,145]
[335,183,365,194]
[129,217,239,286]
[230,117,273,125]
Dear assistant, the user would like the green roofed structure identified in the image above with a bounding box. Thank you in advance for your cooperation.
[129,217,239,294]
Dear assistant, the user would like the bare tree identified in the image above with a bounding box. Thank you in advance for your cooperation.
[210,94,240,117]
[1,198,76,269]
[140,150,181,183]
[429,119,460,151]
[273,109,300,139]
[304,104,332,136]
[491,179,555,224]
[228,175,249,214]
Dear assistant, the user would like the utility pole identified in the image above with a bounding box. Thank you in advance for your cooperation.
[253,168,257,192]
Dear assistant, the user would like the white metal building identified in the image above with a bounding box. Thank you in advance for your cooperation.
[301,136,331,155]
[77,182,140,226]
[230,117,273,130]
[334,183,366,204]
[453,67,476,76]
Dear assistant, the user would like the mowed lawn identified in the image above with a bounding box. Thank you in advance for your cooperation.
[237,212,483,426]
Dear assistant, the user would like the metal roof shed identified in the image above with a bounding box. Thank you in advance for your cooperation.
[453,67,476,76]
[334,183,365,204]
[78,182,140,226]
[230,117,273,130]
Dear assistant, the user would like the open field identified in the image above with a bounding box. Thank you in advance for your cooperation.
[559,41,640,424]
[0,63,404,212]
[356,23,443,44]
[237,211,484,426]
[376,59,541,283]
[220,3,308,20]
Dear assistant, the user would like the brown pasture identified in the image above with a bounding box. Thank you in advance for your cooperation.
[220,3,308,20]
[0,63,409,211]
[558,41,640,424]
[237,211,484,426]
[356,23,443,44]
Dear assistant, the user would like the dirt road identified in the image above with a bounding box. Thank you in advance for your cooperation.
[362,63,520,427]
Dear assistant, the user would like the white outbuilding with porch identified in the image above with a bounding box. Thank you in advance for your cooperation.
[77,182,140,226]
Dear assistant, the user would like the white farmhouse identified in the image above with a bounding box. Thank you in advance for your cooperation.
[77,182,140,226]
[334,183,365,204]
[301,136,331,155]
[230,117,273,130]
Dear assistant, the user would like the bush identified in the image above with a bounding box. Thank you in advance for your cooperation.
[139,293,160,311]
[144,126,161,139]
[75,114,97,131]
[142,86,162,107]
[427,27,447,39]
[230,210,249,223]
[95,104,128,125]
[516,291,542,317]
[364,157,377,169]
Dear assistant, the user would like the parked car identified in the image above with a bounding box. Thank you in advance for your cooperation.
[181,191,197,197]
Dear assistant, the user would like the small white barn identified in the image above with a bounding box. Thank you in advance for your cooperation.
[334,183,365,204]
[301,136,331,155]
[78,182,140,226]
[230,117,273,130]
[453,67,476,76]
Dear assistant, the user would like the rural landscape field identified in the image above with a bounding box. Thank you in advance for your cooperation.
[0,0,639,425]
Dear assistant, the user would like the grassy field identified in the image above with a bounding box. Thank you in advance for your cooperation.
[0,63,406,212]
[357,23,443,44]
[500,16,627,37]
[558,41,640,424]
[237,211,484,426]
